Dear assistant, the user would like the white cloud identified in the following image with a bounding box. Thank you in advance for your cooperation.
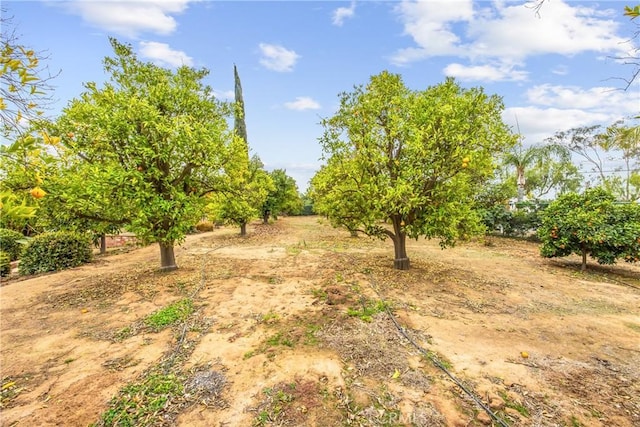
[258,43,300,72]
[525,84,639,114]
[332,1,356,26]
[391,0,472,65]
[139,41,193,67]
[284,97,321,111]
[392,0,632,80]
[467,1,628,61]
[212,89,235,100]
[443,62,528,82]
[63,0,194,38]
[503,106,611,144]
[503,83,638,144]
[551,65,569,76]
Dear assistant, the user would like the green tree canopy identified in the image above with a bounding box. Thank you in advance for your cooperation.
[312,71,516,270]
[49,38,235,270]
[208,65,273,235]
[538,187,640,271]
[209,153,273,235]
[0,10,57,137]
[501,142,574,202]
[548,121,640,202]
[261,169,302,223]
[0,130,59,233]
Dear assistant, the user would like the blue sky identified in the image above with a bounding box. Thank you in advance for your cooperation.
[4,0,639,190]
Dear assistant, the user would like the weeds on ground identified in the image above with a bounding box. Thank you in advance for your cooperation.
[499,390,530,418]
[254,385,295,426]
[144,299,193,331]
[252,380,321,426]
[569,415,584,426]
[347,299,390,322]
[624,322,640,332]
[94,371,183,427]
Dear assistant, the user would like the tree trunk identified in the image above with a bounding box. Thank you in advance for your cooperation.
[391,216,410,270]
[159,242,178,271]
[100,234,107,255]
[516,166,525,203]
[263,211,270,224]
[240,222,247,236]
[581,245,587,271]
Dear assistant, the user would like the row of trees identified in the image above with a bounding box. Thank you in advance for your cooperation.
[482,120,640,206]
[309,71,639,271]
[1,7,638,274]
[1,37,302,271]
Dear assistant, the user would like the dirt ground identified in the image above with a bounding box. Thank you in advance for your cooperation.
[1,216,639,427]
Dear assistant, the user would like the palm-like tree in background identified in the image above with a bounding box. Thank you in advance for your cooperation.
[502,141,572,203]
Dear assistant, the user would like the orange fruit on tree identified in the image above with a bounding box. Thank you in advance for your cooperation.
[30,187,46,199]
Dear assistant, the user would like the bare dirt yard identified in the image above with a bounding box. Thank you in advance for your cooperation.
[1,216,639,427]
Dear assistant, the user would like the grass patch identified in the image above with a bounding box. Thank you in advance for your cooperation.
[285,242,305,255]
[252,380,321,426]
[244,330,298,359]
[265,332,294,348]
[310,287,327,301]
[498,391,530,418]
[95,372,183,427]
[424,350,453,370]
[570,415,584,427]
[304,324,321,345]
[114,326,133,341]
[347,299,390,322]
[260,312,280,324]
[144,299,193,331]
[255,385,295,426]
[624,322,640,333]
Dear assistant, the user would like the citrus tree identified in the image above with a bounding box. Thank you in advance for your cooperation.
[209,66,273,235]
[312,71,516,270]
[49,38,235,271]
[0,131,58,232]
[538,187,640,271]
[209,153,273,235]
[1,10,56,137]
[261,169,302,223]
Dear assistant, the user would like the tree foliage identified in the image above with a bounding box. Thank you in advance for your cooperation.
[312,71,516,269]
[501,142,575,202]
[19,230,92,275]
[0,131,58,233]
[49,38,235,270]
[598,121,640,201]
[209,65,273,235]
[0,9,57,137]
[208,153,273,234]
[261,169,302,223]
[547,121,639,201]
[538,187,640,271]
[531,2,640,90]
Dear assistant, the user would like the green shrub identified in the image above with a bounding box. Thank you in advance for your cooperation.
[0,251,10,277]
[144,299,193,331]
[19,231,93,275]
[538,188,640,271]
[195,221,214,232]
[0,228,25,261]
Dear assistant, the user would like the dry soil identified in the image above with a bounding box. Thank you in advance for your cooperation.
[1,216,639,426]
